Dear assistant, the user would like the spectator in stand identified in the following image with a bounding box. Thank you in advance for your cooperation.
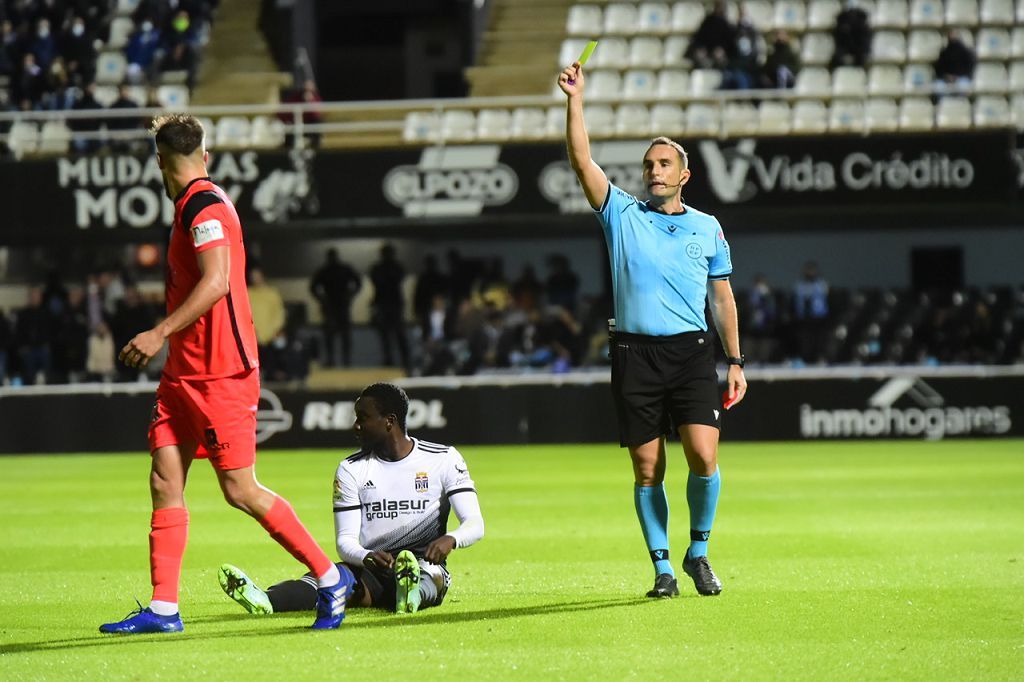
[86,319,116,382]
[830,0,871,70]
[545,254,580,314]
[446,249,478,308]
[108,285,155,381]
[51,284,89,383]
[723,5,760,90]
[369,243,411,371]
[685,0,737,71]
[792,261,830,364]
[162,10,199,50]
[125,18,161,83]
[0,20,15,81]
[159,41,196,91]
[248,266,287,381]
[746,274,778,364]
[280,79,324,148]
[28,18,55,69]
[511,264,543,311]
[309,247,362,367]
[42,55,75,110]
[933,29,976,97]
[71,81,103,152]
[474,257,510,311]
[760,29,800,88]
[418,293,458,376]
[108,83,143,150]
[14,286,54,385]
[413,254,450,338]
[14,52,44,108]
[60,16,96,85]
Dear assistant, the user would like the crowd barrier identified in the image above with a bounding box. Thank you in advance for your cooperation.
[0,366,1021,454]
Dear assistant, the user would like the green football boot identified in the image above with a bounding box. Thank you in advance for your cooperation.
[394,550,422,614]
[218,563,274,615]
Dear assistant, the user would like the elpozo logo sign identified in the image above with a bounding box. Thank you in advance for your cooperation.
[799,377,1011,440]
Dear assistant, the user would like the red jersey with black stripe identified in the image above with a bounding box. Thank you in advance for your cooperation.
[164,177,259,379]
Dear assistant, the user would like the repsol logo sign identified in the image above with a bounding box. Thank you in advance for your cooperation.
[700,140,976,204]
[363,498,429,520]
[302,399,447,431]
[799,378,1011,440]
[383,145,518,217]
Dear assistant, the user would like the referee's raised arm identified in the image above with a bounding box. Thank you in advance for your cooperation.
[558,61,609,211]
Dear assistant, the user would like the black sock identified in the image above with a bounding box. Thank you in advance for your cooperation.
[266,576,317,612]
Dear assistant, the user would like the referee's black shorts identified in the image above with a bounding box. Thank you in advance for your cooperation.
[610,330,721,448]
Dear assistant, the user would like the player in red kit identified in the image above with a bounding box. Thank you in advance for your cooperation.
[100,114,354,634]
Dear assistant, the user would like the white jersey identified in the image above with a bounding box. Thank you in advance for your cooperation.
[332,438,476,557]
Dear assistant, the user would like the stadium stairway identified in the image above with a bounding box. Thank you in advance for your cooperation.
[465,0,574,96]
[192,0,292,106]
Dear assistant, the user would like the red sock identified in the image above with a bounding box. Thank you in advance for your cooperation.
[150,507,189,604]
[258,496,333,578]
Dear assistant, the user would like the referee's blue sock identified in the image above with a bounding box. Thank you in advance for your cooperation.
[634,483,674,577]
[686,469,721,559]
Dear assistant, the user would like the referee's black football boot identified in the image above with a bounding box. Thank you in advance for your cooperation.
[683,554,722,596]
[646,573,679,598]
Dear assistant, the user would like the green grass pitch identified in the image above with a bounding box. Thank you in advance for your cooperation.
[1,441,1022,680]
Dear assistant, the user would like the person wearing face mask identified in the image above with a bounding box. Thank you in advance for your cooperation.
[125,18,161,82]
[29,18,56,70]
[60,16,97,84]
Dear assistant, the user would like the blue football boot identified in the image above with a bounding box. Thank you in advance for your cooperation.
[311,564,356,630]
[100,601,184,634]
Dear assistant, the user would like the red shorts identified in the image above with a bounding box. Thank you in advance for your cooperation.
[148,369,259,471]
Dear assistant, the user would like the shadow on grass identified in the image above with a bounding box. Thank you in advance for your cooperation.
[0,596,650,655]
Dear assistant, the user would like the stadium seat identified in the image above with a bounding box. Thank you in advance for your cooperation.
[402,111,441,143]
[585,104,617,136]
[650,102,686,134]
[1018,0,1024,21]
[935,97,973,128]
[616,103,652,135]
[588,71,624,101]
[544,106,565,138]
[903,62,934,90]
[801,33,835,65]
[795,66,832,96]
[670,1,706,34]
[773,0,807,30]
[629,37,665,68]
[636,2,673,34]
[593,37,630,68]
[38,120,71,154]
[215,117,252,147]
[976,28,1011,60]
[979,0,1014,23]
[829,100,866,132]
[685,103,720,136]
[899,97,935,130]
[722,102,758,136]
[832,66,868,95]
[656,69,690,97]
[973,62,1008,92]
[973,95,1011,126]
[511,108,546,139]
[807,0,841,30]
[868,64,903,94]
[945,0,980,25]
[623,69,658,99]
[155,84,189,109]
[872,31,908,62]
[95,51,127,85]
[742,0,775,29]
[117,0,142,14]
[1012,94,1024,127]
[910,0,944,26]
[92,85,119,107]
[757,100,791,134]
[476,109,512,140]
[792,101,828,133]
[124,85,147,106]
[603,3,639,34]
[874,0,910,27]
[663,36,691,67]
[865,98,900,131]
[441,110,477,142]
[908,30,943,62]
[567,5,602,36]
[107,17,134,50]
[1009,61,1024,91]
[690,68,723,93]
[250,116,286,147]
[560,39,591,68]
[6,120,39,158]
[1012,28,1024,58]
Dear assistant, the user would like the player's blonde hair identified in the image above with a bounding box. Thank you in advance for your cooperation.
[646,136,689,169]
[151,113,205,156]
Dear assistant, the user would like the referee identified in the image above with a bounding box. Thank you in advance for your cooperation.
[558,61,748,598]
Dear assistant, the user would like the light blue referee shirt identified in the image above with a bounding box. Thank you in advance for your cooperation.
[595,183,733,336]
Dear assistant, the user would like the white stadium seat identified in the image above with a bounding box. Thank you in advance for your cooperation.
[973,63,1008,92]
[903,62,934,91]
[650,102,686,134]
[671,2,706,34]
[107,17,134,50]
[588,71,624,101]
[657,69,690,97]
[976,28,1011,60]
[616,103,652,135]
[441,110,477,142]
[250,115,286,147]
[476,109,512,140]
[511,107,547,140]
[567,5,603,36]
[593,37,630,68]
[979,0,1014,24]
[935,97,973,128]
[945,0,980,25]
[603,3,639,35]
[663,35,691,67]
[908,30,943,62]
[116,0,142,15]
[636,2,673,34]
[866,98,900,131]
[560,39,591,68]
[910,0,945,27]
[685,103,720,136]
[95,51,127,85]
[874,0,910,27]
[899,97,935,130]
[1011,28,1024,58]
[690,68,723,94]
[795,66,832,96]
[38,120,71,153]
[155,84,189,109]
[622,69,658,99]
[801,33,835,65]
[92,85,119,107]
[544,106,565,138]
[792,101,828,133]
[629,37,665,68]
[585,104,617,136]
[829,100,866,132]
[216,116,252,147]
[742,0,775,29]
[973,96,1010,126]
[402,111,441,143]
[723,102,759,136]
[758,100,792,135]
[832,66,868,95]
[1010,62,1024,91]
[867,64,903,94]
[1011,94,1024,128]
[807,0,841,30]
[872,31,908,62]
[773,0,807,30]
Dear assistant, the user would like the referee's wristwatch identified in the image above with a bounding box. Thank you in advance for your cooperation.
[726,355,745,368]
